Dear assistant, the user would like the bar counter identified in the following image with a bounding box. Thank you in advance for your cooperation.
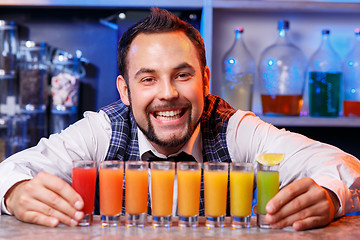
[0,215,359,239]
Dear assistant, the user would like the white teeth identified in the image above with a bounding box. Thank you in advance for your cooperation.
[156,110,182,120]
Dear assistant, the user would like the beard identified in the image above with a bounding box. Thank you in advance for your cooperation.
[131,99,200,148]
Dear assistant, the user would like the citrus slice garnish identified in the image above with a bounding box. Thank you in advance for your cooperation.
[256,153,284,166]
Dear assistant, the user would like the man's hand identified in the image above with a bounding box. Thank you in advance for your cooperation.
[4,172,84,227]
[265,177,339,231]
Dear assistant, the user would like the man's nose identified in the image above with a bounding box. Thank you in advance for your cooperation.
[158,80,179,100]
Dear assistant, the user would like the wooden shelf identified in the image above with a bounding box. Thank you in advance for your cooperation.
[259,116,360,127]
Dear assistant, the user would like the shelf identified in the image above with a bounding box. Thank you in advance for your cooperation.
[213,0,360,13]
[0,0,203,8]
[259,116,360,127]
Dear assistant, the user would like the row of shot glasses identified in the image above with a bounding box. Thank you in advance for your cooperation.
[72,160,279,229]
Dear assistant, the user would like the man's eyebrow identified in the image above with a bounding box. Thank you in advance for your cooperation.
[134,68,155,78]
[174,62,195,72]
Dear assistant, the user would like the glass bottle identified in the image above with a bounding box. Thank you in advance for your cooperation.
[258,20,307,116]
[222,27,254,111]
[343,28,360,117]
[308,30,342,117]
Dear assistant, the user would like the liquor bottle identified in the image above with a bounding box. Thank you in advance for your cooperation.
[222,27,254,111]
[343,28,360,117]
[308,30,342,117]
[258,20,307,116]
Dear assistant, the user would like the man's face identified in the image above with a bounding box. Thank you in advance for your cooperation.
[117,31,210,155]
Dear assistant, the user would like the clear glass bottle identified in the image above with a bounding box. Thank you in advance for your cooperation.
[50,49,86,134]
[258,20,307,116]
[222,27,254,111]
[308,30,342,117]
[343,28,360,117]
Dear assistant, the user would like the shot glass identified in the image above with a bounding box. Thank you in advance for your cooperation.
[256,162,280,228]
[125,161,149,228]
[99,161,124,227]
[150,161,175,228]
[72,160,97,226]
[230,162,254,228]
[177,162,201,228]
[204,162,229,228]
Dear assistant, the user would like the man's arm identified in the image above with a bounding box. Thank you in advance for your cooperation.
[0,111,111,226]
[227,110,360,230]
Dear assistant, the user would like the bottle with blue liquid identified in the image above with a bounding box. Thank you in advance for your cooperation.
[258,20,307,116]
[308,29,342,117]
[222,27,254,111]
[343,28,360,117]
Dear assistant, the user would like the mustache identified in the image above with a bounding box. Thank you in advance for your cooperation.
[146,101,191,112]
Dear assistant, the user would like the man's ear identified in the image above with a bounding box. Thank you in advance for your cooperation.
[117,75,130,106]
[203,65,211,96]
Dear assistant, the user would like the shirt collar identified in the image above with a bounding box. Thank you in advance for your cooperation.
[137,123,203,163]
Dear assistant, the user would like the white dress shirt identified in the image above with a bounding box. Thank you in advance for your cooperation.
[1,109,360,217]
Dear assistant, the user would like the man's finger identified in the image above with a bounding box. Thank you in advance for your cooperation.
[266,178,313,214]
[36,172,84,210]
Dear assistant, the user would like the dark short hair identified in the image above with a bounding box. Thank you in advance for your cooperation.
[117,7,206,82]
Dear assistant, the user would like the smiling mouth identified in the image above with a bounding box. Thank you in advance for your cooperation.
[153,109,185,121]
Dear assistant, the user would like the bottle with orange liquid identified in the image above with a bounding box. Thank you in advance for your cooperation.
[258,20,307,116]
[343,28,360,117]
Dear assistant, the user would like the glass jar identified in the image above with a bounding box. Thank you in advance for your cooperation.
[343,28,360,117]
[50,50,85,134]
[258,20,307,116]
[308,30,342,117]
[0,20,18,76]
[19,40,49,111]
[0,20,19,118]
[222,27,254,111]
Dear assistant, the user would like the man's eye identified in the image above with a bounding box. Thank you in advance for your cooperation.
[176,73,192,80]
[141,77,155,84]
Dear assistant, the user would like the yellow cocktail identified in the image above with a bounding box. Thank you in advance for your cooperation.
[204,162,229,228]
[177,162,201,227]
[230,162,254,228]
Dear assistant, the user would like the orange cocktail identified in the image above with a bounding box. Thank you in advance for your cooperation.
[150,161,175,227]
[204,162,228,228]
[177,162,201,227]
[230,162,254,228]
[99,161,124,227]
[125,161,148,227]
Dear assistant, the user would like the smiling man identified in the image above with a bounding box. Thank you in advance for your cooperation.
[118,31,209,155]
[0,8,360,231]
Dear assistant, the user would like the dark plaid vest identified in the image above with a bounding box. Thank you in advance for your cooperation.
[97,94,236,215]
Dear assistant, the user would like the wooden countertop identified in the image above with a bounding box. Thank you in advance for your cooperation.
[0,215,359,239]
